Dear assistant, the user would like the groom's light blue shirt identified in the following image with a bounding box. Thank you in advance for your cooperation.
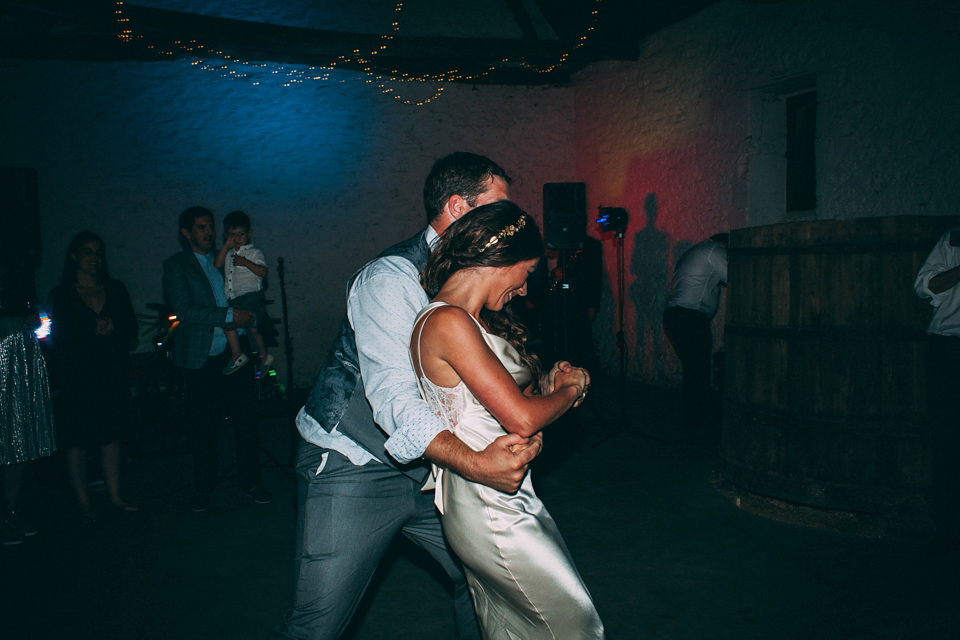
[296,226,445,465]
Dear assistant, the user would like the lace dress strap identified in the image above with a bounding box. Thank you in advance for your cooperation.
[412,301,464,515]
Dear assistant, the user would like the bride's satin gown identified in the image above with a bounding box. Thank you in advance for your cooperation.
[414,302,605,640]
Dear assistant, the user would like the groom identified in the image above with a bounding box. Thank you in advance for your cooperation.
[275,152,580,639]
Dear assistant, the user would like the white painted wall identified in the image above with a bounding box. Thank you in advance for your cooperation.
[2,0,956,390]
[0,60,573,387]
[573,0,960,385]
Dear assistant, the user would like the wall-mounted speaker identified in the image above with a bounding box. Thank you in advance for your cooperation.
[543,182,586,250]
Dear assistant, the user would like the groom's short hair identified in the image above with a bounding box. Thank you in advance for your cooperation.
[423,152,511,225]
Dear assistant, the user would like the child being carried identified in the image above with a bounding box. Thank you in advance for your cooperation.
[215,210,272,376]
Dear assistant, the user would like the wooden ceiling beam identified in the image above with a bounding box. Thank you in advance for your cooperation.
[0,2,639,85]
[504,0,542,41]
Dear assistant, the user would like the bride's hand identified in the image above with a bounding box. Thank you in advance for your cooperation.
[555,368,587,392]
[555,368,589,406]
[540,361,572,394]
[509,432,544,455]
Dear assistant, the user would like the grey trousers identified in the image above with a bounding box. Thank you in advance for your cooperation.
[273,443,481,640]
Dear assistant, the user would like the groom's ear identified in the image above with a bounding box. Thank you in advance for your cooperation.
[447,194,470,220]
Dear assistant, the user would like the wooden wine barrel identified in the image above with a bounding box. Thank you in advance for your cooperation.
[719,215,960,533]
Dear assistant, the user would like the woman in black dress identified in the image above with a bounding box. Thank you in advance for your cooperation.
[49,231,138,523]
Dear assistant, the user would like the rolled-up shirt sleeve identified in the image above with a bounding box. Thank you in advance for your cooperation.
[347,256,449,464]
[915,232,952,303]
[914,229,960,337]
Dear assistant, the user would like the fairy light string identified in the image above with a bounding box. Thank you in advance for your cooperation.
[114,1,603,105]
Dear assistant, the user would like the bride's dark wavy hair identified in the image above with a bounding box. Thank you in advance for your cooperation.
[422,200,544,385]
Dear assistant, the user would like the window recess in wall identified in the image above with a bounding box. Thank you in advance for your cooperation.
[748,76,817,225]
[785,90,817,213]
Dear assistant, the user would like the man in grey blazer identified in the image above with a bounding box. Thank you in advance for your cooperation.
[163,207,271,512]
[275,153,583,639]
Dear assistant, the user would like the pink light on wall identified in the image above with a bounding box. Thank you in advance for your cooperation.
[587,136,733,382]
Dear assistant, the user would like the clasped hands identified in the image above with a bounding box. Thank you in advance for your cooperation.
[94,316,114,336]
[543,360,591,406]
[476,360,589,494]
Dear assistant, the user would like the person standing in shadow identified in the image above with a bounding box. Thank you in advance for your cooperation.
[915,225,960,555]
[162,207,271,512]
[49,231,139,523]
[662,233,728,430]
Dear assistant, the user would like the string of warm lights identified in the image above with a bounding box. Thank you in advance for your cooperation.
[114,1,602,105]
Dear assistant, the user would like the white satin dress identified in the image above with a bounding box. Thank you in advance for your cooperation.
[413,302,605,640]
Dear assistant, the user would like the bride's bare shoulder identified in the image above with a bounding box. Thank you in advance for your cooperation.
[420,304,483,345]
[423,303,472,326]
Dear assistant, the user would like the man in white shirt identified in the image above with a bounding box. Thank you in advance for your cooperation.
[275,153,577,639]
[662,233,728,430]
[915,225,960,554]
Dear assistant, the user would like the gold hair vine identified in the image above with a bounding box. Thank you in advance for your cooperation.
[480,216,526,252]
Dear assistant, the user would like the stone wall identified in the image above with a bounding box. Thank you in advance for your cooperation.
[2,0,957,389]
[0,60,573,387]
[574,0,960,384]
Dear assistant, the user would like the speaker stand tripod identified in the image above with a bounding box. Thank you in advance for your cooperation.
[592,229,651,447]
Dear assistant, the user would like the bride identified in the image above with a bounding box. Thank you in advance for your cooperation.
[410,200,605,639]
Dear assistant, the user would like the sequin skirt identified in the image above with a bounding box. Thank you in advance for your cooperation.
[0,317,56,465]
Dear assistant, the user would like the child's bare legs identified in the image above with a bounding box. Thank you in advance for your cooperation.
[222,329,249,374]
[250,327,268,363]
[225,328,243,362]
[250,327,273,376]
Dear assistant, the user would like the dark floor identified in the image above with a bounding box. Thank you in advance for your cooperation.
[4,377,959,640]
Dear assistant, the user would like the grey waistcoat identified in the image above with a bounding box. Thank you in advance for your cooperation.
[302,231,431,482]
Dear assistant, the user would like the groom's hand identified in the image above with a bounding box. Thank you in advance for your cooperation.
[474,432,543,494]
[424,431,543,495]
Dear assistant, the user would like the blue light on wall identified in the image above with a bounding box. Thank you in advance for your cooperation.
[105,63,377,198]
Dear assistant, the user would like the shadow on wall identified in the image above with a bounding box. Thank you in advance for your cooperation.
[625,193,696,384]
[629,193,669,381]
[601,137,732,384]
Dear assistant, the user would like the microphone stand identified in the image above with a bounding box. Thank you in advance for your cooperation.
[277,256,293,390]
[593,213,649,447]
[276,256,300,465]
